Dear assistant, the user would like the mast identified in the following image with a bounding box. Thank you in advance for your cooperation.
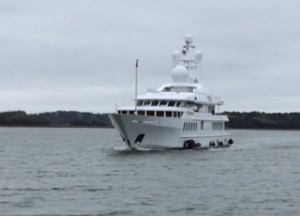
[135,59,138,114]
[172,34,202,80]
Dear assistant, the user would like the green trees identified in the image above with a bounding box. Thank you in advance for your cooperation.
[0,111,112,127]
[224,112,300,129]
[0,111,49,126]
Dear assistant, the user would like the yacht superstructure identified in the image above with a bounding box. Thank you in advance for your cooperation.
[109,34,233,149]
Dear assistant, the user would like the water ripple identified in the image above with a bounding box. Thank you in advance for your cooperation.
[1,128,300,216]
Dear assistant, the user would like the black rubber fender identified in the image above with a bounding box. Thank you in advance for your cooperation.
[209,141,215,147]
[183,140,195,149]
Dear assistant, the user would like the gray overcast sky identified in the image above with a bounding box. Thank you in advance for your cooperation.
[1,0,299,113]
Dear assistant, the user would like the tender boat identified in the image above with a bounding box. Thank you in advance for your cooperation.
[109,34,233,150]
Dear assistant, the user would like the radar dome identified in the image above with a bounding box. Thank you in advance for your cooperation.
[172,50,180,60]
[171,65,189,82]
[194,50,202,60]
[185,34,193,44]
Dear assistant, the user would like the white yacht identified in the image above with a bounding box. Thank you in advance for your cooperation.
[109,34,233,150]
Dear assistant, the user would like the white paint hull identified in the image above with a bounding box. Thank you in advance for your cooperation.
[109,113,231,150]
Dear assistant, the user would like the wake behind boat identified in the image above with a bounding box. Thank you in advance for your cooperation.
[109,34,233,150]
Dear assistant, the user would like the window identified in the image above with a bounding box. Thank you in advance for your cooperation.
[163,87,171,92]
[129,111,134,115]
[160,100,168,106]
[144,101,151,106]
[175,102,182,107]
[166,111,172,117]
[157,111,164,117]
[168,101,176,107]
[147,111,154,116]
[151,100,159,106]
[183,122,198,131]
[138,111,145,116]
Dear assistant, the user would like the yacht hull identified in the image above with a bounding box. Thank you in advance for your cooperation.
[109,113,231,150]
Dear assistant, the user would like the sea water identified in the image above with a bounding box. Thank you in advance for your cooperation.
[0,127,300,216]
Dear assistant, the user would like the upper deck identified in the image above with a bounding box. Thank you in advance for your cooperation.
[117,34,226,118]
[137,83,223,106]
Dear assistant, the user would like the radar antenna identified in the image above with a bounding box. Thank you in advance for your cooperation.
[172,34,202,74]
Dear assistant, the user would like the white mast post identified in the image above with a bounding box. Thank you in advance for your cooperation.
[135,59,138,114]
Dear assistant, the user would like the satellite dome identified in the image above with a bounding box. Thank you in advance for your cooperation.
[171,65,189,82]
[194,50,202,60]
[172,50,180,60]
[185,34,193,44]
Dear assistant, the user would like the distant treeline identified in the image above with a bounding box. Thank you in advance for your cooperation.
[1,111,300,129]
[0,111,112,127]
[224,111,300,129]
